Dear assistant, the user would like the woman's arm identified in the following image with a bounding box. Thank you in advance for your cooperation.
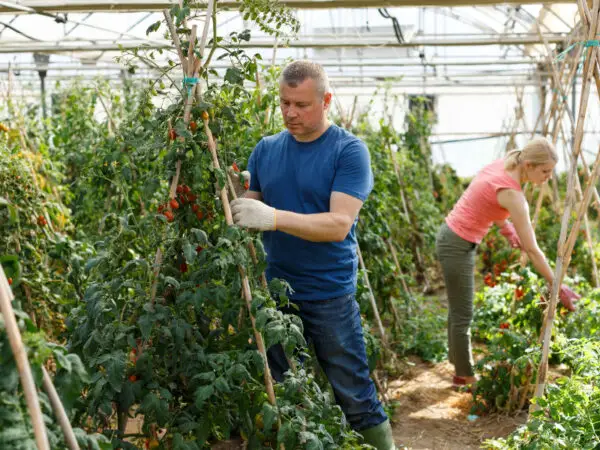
[496,189,554,283]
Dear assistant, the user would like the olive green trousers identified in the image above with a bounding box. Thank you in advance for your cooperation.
[435,222,477,377]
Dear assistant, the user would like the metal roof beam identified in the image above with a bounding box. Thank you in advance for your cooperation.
[0,33,569,53]
[0,58,542,71]
[0,0,574,14]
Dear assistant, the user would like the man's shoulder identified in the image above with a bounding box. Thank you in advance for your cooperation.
[331,125,367,151]
[261,130,290,148]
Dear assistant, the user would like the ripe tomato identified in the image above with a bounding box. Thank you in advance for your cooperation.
[244,180,249,190]
[515,287,525,300]
[190,121,198,132]
[176,185,183,194]
[484,273,496,288]
[187,193,197,202]
[169,199,179,210]
[196,211,204,220]
[182,185,191,194]
[196,246,204,254]
[168,129,177,141]
[192,204,199,213]
[129,375,137,382]
[180,262,188,273]
[164,211,174,222]
[232,162,240,173]
[8,278,13,285]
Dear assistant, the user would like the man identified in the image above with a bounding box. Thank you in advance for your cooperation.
[230,60,395,450]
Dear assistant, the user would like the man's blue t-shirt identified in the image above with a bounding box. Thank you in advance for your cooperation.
[247,124,374,301]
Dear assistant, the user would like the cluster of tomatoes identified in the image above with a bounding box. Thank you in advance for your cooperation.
[167,112,209,141]
[37,215,48,227]
[493,260,508,277]
[515,286,525,300]
[484,272,496,288]
[231,162,250,190]
[157,184,205,223]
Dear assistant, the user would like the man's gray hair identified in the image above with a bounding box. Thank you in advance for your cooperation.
[280,60,330,96]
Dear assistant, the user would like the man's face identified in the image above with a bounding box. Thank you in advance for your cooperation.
[279,78,331,139]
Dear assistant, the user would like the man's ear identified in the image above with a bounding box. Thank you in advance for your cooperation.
[323,92,332,110]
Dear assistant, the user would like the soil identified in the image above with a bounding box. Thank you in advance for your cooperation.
[210,356,527,449]
[389,357,526,450]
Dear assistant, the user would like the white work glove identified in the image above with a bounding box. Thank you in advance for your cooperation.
[228,165,251,198]
[231,198,276,231]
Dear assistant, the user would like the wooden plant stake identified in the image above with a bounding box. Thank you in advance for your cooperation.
[357,245,389,350]
[531,0,600,414]
[0,265,50,450]
[226,174,268,290]
[202,114,277,407]
[387,239,413,319]
[41,366,80,450]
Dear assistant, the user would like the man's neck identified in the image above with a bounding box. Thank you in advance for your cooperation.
[292,120,331,143]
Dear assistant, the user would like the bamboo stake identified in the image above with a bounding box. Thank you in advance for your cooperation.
[385,138,431,290]
[537,21,600,216]
[0,266,50,450]
[202,115,277,406]
[198,0,215,59]
[163,11,187,74]
[559,128,600,286]
[95,89,116,134]
[385,243,407,331]
[226,173,268,289]
[531,0,600,412]
[150,13,199,306]
[357,245,388,349]
[372,370,390,404]
[263,37,278,128]
[559,147,600,282]
[41,366,80,450]
[520,184,547,267]
[387,239,414,319]
[583,214,599,287]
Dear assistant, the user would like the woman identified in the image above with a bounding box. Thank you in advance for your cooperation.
[436,137,580,387]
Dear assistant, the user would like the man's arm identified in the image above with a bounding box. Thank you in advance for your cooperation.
[231,192,363,242]
[275,192,363,242]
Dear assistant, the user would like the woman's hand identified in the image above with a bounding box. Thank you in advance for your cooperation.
[559,285,580,312]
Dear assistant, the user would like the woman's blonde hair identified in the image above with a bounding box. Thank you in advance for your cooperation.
[504,137,558,171]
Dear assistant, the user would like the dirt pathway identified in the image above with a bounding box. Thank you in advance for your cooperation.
[389,358,526,450]
[212,357,526,449]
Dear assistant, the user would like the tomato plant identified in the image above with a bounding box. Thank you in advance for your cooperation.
[0,134,91,337]
[0,300,110,449]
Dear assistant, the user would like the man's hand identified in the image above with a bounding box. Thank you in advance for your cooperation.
[228,166,251,198]
[500,221,522,249]
[231,198,276,231]
[559,284,580,312]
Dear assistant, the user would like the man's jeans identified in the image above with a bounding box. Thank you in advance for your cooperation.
[266,293,388,431]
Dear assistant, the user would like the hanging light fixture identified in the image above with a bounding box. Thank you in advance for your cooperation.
[33,53,50,119]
